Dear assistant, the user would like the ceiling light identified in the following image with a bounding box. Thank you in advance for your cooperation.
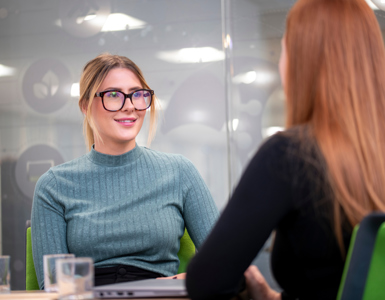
[233,70,276,85]
[84,14,96,21]
[71,83,79,97]
[254,71,276,85]
[0,64,16,77]
[101,13,146,32]
[157,47,225,64]
[76,14,97,24]
[233,71,256,84]
[365,0,379,10]
[232,119,239,131]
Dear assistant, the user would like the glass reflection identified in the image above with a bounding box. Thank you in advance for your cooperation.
[0,0,296,290]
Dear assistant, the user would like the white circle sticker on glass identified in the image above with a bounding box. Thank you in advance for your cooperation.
[15,144,64,199]
[59,0,111,38]
[22,58,71,114]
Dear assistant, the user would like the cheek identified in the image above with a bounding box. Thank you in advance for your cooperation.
[91,102,110,130]
[137,110,146,122]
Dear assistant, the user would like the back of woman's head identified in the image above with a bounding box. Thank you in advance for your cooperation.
[78,53,158,150]
[285,0,385,253]
[286,0,385,127]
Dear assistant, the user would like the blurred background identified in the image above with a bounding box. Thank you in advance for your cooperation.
[0,0,382,290]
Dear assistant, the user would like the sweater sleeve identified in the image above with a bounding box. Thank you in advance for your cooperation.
[31,170,69,290]
[179,157,220,249]
[186,134,295,300]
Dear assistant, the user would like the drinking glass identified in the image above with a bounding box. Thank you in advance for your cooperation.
[0,256,10,293]
[44,253,75,292]
[56,257,94,300]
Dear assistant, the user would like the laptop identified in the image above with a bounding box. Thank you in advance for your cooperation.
[93,278,188,298]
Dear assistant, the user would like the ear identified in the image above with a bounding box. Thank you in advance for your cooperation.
[81,101,88,115]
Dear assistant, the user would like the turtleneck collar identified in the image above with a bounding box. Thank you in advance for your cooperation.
[87,144,143,167]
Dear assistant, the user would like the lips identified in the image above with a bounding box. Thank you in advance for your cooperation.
[115,118,136,123]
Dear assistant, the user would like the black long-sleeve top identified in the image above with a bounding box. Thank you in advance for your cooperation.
[186,130,352,300]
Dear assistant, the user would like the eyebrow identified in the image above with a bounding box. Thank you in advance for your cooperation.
[103,86,143,92]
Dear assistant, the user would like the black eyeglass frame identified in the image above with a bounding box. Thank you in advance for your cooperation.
[95,89,154,112]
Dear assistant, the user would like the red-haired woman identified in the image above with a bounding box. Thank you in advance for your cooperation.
[186,0,385,299]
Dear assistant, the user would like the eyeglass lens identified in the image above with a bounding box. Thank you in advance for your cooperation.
[103,90,152,111]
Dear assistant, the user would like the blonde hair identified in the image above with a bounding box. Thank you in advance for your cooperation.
[286,0,385,253]
[78,53,158,150]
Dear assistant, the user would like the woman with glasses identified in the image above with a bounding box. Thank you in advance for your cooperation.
[186,0,385,299]
[31,53,219,289]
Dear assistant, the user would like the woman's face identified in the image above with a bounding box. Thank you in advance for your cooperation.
[279,36,288,90]
[90,68,147,155]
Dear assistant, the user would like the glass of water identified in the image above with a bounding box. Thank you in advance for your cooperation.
[0,256,10,293]
[44,253,75,292]
[56,257,94,300]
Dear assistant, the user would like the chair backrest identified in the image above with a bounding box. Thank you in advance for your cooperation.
[177,228,196,274]
[25,223,195,290]
[25,226,39,290]
[337,212,385,300]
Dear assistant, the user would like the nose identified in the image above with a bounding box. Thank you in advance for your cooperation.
[121,96,135,112]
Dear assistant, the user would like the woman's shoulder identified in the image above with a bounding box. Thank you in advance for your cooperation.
[141,146,188,161]
[251,126,318,175]
[37,154,88,182]
[258,128,300,153]
[140,147,195,169]
[259,126,312,153]
[51,154,88,171]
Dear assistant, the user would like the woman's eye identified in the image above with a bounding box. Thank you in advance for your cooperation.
[106,91,119,98]
[133,91,141,98]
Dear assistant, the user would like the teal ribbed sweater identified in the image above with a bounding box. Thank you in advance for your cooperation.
[31,145,219,290]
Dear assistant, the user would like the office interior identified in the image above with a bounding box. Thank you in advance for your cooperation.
[0,0,383,290]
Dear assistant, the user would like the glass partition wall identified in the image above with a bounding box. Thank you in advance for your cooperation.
[0,0,293,290]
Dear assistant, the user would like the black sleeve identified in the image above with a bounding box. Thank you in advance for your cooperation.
[186,134,295,300]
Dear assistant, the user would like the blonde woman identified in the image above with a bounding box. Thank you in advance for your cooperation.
[31,53,219,289]
[186,0,385,299]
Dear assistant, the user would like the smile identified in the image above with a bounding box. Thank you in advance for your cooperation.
[114,118,137,126]
[116,120,135,123]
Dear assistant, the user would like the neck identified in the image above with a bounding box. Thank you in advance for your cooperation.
[94,140,136,155]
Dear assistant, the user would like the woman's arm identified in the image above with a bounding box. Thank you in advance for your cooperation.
[186,134,295,300]
[31,170,69,290]
[243,265,281,300]
[179,156,220,249]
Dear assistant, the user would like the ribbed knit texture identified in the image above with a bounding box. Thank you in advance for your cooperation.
[31,145,219,290]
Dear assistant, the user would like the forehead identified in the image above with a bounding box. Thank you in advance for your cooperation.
[100,68,141,88]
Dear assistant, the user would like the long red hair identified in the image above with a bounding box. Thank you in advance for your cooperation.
[285,0,385,252]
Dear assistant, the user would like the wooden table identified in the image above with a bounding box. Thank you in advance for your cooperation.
[0,291,58,300]
[0,291,190,300]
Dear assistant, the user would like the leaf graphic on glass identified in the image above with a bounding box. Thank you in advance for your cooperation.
[33,70,59,99]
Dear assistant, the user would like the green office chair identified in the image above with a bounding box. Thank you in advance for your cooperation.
[25,222,39,290]
[337,212,385,300]
[177,229,196,274]
[25,222,195,290]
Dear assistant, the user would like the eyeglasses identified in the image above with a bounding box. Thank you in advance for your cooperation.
[95,89,154,111]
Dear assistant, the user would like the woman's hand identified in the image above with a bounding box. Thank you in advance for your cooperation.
[244,265,281,300]
[157,272,186,279]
